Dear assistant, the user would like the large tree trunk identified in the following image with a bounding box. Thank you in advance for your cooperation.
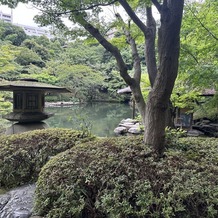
[144,0,184,157]
[75,0,184,158]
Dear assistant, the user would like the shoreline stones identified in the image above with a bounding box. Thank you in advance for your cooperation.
[114,118,143,135]
[114,118,218,137]
[192,118,218,137]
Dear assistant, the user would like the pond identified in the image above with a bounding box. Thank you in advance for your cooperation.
[45,102,133,137]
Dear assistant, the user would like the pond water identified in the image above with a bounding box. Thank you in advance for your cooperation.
[45,102,133,137]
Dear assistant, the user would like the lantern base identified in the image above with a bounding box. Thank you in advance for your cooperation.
[5,122,49,135]
[3,112,53,123]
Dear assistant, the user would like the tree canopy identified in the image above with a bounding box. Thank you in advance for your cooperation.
[0,0,217,156]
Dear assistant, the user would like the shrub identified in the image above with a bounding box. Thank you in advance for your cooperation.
[165,127,187,147]
[0,128,94,188]
[34,136,218,218]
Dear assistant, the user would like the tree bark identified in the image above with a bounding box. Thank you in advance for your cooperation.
[115,13,146,121]
[145,7,157,87]
[76,13,146,122]
[144,0,184,157]
[74,0,184,158]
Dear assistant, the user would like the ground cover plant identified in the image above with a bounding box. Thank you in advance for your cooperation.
[34,136,218,218]
[0,128,94,189]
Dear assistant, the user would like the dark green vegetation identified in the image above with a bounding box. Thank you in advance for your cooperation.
[176,0,218,120]
[1,0,217,157]
[0,21,127,103]
[0,1,217,215]
[34,136,218,218]
[0,0,217,120]
[0,128,94,188]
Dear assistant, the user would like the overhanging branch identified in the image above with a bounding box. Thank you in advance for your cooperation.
[115,13,141,84]
[33,0,118,17]
[74,13,134,86]
[118,0,148,36]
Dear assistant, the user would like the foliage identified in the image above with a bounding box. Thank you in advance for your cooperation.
[59,41,105,68]
[52,63,105,102]
[176,0,218,113]
[171,85,200,110]
[0,43,21,77]
[0,21,27,46]
[140,72,151,101]
[22,38,51,61]
[180,0,218,88]
[0,92,12,134]
[194,93,218,120]
[0,128,95,189]
[165,127,187,147]
[15,47,46,68]
[34,136,218,218]
[20,65,58,85]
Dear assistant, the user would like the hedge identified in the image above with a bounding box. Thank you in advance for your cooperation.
[34,136,218,218]
[0,128,94,188]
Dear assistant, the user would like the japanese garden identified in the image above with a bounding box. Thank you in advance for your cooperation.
[0,0,217,217]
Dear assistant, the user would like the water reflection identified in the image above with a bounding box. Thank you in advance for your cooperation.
[45,102,132,137]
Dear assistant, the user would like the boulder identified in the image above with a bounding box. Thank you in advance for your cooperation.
[0,184,35,218]
[114,127,127,135]
[128,126,142,134]
[119,122,136,130]
[120,118,137,124]
[187,129,205,137]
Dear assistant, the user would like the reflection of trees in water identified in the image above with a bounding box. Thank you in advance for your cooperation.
[45,103,132,137]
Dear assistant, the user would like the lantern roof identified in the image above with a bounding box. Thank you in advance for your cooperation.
[0,79,70,93]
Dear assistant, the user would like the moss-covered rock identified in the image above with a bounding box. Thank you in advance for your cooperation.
[34,136,218,218]
[0,128,95,189]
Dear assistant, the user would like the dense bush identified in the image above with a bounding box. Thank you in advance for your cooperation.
[34,136,218,218]
[0,128,94,188]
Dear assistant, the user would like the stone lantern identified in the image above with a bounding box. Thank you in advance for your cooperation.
[0,78,70,134]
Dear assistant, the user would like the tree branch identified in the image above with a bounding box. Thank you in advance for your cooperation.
[74,0,118,12]
[118,0,148,36]
[181,45,199,64]
[74,12,134,86]
[151,0,162,13]
[115,13,146,119]
[115,13,141,84]
[188,4,218,41]
[33,0,118,17]
[145,7,157,87]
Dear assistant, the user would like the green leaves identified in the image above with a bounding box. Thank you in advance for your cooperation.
[0,128,94,189]
[0,21,27,45]
[34,136,218,217]
[175,0,218,118]
[180,0,218,89]
[0,43,20,76]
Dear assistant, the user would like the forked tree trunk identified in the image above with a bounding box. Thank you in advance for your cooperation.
[76,0,184,158]
[144,1,184,157]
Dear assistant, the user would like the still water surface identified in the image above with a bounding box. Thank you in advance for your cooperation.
[45,102,132,137]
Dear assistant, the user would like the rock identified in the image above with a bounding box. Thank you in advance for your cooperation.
[0,184,35,218]
[114,118,143,135]
[120,118,137,124]
[0,193,10,210]
[128,126,142,134]
[193,124,217,137]
[210,123,218,130]
[187,129,205,137]
[13,208,31,218]
[201,119,211,125]
[119,122,136,130]
[114,127,127,135]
